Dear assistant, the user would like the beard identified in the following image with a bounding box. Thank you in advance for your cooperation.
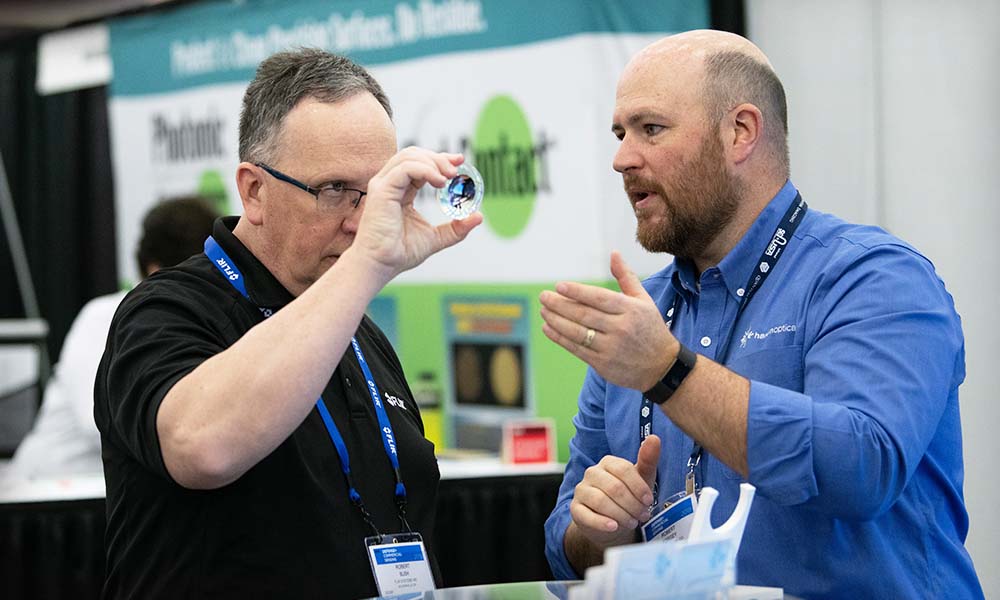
[626,133,741,258]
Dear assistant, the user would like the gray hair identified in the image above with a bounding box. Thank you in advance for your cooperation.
[702,51,789,177]
[238,48,392,163]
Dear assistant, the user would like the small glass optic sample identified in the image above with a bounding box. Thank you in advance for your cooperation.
[438,163,484,219]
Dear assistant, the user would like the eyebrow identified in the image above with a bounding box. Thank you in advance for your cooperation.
[314,176,346,187]
[611,110,667,134]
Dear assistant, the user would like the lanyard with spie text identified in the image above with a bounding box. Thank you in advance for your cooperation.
[640,193,807,499]
[203,236,410,536]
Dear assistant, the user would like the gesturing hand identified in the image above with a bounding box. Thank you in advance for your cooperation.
[354,147,482,279]
[540,251,678,391]
[569,434,661,549]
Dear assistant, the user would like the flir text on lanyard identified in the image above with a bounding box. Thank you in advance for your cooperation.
[639,194,807,502]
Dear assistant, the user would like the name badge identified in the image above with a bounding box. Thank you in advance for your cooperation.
[365,532,435,597]
[641,492,698,543]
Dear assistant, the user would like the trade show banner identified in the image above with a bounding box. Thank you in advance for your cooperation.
[106,0,709,455]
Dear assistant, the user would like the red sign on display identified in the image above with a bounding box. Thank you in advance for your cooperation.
[502,419,555,464]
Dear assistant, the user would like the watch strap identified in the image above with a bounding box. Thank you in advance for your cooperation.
[643,343,697,405]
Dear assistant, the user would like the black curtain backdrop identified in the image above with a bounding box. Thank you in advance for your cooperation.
[712,0,746,37]
[0,0,743,372]
[0,34,117,363]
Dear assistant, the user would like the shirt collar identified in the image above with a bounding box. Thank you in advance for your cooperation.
[670,256,700,299]
[211,216,295,311]
[715,179,800,301]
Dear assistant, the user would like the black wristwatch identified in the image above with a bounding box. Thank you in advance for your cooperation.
[643,343,697,405]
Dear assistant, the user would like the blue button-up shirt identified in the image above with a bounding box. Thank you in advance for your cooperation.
[545,181,983,598]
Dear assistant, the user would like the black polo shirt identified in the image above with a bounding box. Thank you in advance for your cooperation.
[94,217,440,599]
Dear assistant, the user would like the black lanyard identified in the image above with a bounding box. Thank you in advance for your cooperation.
[640,193,807,501]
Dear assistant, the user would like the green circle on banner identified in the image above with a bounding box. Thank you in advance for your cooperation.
[474,95,536,238]
[198,170,231,215]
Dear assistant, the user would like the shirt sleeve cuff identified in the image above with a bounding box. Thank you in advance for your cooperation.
[544,501,580,580]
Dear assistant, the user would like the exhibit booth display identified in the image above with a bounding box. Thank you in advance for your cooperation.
[105,0,711,459]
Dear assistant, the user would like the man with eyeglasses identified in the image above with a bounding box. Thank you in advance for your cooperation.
[94,48,481,599]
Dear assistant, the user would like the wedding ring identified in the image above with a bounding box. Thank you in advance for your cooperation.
[581,328,596,348]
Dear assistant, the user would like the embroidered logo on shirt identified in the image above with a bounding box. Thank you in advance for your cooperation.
[740,323,797,349]
[384,392,407,411]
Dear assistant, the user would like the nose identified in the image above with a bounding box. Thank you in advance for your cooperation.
[342,195,366,234]
[613,136,641,174]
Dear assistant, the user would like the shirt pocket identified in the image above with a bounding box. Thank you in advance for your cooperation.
[725,344,804,392]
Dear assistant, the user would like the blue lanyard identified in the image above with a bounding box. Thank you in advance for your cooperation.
[204,236,409,535]
[640,194,807,499]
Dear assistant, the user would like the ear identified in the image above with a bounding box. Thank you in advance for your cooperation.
[724,103,764,166]
[235,162,266,226]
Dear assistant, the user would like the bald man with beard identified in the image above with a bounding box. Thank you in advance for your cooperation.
[541,30,982,598]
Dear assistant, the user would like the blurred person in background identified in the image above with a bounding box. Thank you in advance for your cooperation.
[5,195,218,481]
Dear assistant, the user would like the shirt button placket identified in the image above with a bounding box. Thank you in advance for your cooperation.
[697,271,727,361]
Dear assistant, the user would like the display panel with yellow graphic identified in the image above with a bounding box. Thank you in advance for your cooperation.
[444,296,531,453]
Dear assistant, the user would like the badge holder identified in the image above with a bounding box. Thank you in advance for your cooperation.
[365,532,435,597]
[641,489,698,543]
[641,449,702,543]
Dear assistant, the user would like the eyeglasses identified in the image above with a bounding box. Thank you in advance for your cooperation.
[255,163,366,211]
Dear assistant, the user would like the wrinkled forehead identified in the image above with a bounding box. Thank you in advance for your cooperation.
[277,94,396,156]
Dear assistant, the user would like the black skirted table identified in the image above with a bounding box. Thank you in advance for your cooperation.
[0,460,565,600]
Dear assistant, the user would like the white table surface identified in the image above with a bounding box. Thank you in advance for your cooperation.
[0,457,564,504]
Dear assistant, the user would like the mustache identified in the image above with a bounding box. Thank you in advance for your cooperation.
[622,174,666,198]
